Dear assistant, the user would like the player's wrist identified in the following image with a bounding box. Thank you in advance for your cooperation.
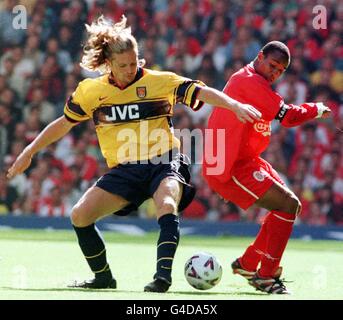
[229,100,240,112]
[24,145,35,158]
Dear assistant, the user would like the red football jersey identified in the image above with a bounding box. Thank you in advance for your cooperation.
[203,63,319,183]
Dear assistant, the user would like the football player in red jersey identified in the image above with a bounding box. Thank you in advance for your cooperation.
[203,41,331,294]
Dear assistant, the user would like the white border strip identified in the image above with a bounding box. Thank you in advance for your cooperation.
[272,213,295,223]
[232,176,259,199]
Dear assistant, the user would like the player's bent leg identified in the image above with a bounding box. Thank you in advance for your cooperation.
[69,186,129,289]
[71,185,130,227]
[154,177,182,218]
[255,182,301,215]
[144,178,182,293]
[247,183,301,294]
[231,183,300,282]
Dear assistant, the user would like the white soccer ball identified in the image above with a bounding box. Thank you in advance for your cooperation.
[184,252,223,290]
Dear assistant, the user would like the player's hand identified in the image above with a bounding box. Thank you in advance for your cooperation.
[233,102,262,123]
[6,148,33,179]
[322,109,331,118]
[317,102,331,119]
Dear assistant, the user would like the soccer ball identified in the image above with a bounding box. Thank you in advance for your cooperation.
[184,252,223,290]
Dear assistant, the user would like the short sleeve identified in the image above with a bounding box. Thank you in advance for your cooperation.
[165,72,206,111]
[64,83,91,123]
[176,80,206,111]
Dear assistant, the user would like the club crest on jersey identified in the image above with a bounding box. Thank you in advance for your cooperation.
[136,86,147,98]
[253,170,266,182]
[253,120,271,136]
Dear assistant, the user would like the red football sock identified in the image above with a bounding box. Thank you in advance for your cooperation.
[240,212,271,271]
[258,211,295,278]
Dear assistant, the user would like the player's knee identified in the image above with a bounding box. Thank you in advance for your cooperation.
[70,205,86,227]
[156,197,178,215]
[295,199,302,216]
[285,196,301,215]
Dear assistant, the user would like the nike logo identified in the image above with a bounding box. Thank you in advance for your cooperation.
[99,96,108,101]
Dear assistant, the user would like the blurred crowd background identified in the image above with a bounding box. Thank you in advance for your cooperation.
[0,0,342,225]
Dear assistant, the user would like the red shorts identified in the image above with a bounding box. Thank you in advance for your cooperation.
[205,157,285,210]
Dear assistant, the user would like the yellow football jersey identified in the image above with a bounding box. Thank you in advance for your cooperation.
[64,68,205,168]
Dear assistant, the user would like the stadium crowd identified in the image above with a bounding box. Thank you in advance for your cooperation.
[0,0,342,225]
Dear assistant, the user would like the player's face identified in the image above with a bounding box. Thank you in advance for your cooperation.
[108,50,138,87]
[256,52,288,83]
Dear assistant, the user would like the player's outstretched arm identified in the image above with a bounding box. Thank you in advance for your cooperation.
[7,116,77,179]
[197,86,261,123]
[278,102,331,127]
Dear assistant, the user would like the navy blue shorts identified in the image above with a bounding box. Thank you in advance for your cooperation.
[95,150,195,216]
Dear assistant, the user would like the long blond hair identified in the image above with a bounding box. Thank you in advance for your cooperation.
[80,15,145,74]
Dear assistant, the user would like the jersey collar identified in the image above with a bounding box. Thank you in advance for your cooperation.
[108,67,144,89]
[247,62,256,73]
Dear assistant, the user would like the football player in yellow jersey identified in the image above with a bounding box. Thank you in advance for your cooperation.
[7,15,261,292]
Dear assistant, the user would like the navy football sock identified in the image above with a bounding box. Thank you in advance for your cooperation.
[155,214,180,283]
[73,224,113,281]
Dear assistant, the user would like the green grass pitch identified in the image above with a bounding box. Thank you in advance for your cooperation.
[0,229,342,300]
